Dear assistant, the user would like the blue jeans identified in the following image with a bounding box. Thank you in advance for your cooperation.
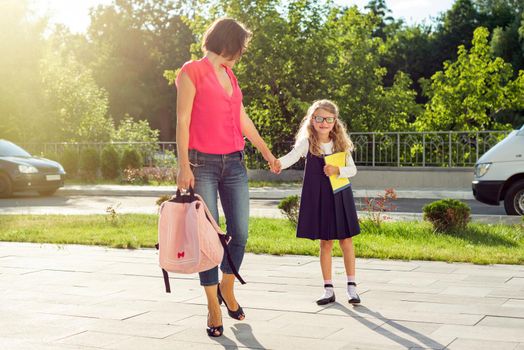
[189,149,249,286]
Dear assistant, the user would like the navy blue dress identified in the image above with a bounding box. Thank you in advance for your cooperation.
[296,151,361,240]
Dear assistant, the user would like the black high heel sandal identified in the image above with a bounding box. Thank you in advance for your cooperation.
[217,283,245,320]
[206,313,223,337]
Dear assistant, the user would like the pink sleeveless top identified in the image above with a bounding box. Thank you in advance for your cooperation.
[175,57,245,154]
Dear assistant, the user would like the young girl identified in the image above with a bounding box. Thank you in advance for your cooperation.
[272,99,361,305]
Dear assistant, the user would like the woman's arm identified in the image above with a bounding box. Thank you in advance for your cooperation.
[240,103,276,166]
[176,71,196,189]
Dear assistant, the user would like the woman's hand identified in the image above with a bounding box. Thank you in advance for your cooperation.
[265,153,281,174]
[177,165,195,190]
[323,164,339,177]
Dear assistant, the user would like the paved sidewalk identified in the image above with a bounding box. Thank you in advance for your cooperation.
[1,242,523,350]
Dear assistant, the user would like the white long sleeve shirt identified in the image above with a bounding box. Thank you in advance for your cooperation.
[278,138,357,178]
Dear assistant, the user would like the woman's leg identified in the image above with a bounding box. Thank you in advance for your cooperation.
[217,152,249,316]
[190,151,222,328]
[204,285,222,335]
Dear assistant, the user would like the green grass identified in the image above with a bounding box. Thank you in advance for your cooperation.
[0,215,522,265]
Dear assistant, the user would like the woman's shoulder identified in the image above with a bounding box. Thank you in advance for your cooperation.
[180,58,208,74]
[177,58,208,86]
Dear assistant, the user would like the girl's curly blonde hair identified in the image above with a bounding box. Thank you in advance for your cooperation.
[295,99,354,156]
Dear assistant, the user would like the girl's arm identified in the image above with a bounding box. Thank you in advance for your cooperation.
[277,138,308,171]
[175,71,196,189]
[240,103,276,166]
[337,151,357,178]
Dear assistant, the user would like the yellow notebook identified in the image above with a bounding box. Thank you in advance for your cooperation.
[324,152,351,194]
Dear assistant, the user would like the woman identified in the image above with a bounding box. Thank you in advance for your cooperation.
[175,18,276,337]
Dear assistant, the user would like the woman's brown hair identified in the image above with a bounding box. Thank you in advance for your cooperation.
[202,18,252,59]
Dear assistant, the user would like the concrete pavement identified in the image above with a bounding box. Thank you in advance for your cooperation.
[0,242,523,349]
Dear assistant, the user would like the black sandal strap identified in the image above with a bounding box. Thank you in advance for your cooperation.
[347,282,357,286]
[324,284,334,288]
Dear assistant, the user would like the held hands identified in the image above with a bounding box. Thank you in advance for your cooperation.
[265,153,281,174]
[270,159,282,174]
[323,164,339,177]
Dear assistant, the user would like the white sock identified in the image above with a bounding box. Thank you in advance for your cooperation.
[319,281,334,300]
[347,276,358,299]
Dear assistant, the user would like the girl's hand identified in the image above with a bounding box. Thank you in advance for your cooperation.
[323,164,339,177]
[271,159,282,174]
[177,165,195,190]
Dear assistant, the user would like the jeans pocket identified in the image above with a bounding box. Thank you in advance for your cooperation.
[189,151,205,168]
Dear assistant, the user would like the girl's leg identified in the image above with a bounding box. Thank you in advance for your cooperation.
[317,240,336,305]
[339,237,360,303]
[338,237,355,277]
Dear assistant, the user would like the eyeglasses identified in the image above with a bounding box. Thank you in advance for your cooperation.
[312,115,336,124]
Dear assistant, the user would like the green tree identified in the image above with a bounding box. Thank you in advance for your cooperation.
[327,6,420,131]
[416,27,523,131]
[40,30,114,142]
[435,0,480,61]
[364,0,398,40]
[86,0,194,140]
[381,24,437,101]
[112,116,160,158]
[0,0,46,142]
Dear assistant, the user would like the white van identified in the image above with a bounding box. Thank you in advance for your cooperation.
[472,125,524,215]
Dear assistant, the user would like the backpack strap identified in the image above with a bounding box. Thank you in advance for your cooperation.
[218,234,246,285]
[195,195,246,285]
[155,243,172,293]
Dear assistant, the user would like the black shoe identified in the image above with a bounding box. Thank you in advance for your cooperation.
[217,283,245,320]
[206,313,223,337]
[316,283,336,305]
[347,282,361,304]
[316,294,336,305]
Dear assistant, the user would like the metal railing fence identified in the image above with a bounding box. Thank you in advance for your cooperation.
[20,130,511,169]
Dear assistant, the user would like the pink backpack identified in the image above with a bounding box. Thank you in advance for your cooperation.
[156,189,245,293]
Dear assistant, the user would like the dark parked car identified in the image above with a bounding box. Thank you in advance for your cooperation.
[0,140,66,197]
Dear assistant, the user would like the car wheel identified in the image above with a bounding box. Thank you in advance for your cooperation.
[0,173,13,198]
[504,180,524,216]
[38,188,58,196]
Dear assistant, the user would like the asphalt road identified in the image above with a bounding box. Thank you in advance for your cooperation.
[0,193,508,216]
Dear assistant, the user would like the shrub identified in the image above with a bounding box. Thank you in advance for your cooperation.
[278,195,300,226]
[156,194,172,206]
[122,168,148,185]
[423,198,471,232]
[101,146,120,180]
[80,148,100,181]
[362,188,397,226]
[121,167,176,185]
[60,149,79,178]
[121,148,142,170]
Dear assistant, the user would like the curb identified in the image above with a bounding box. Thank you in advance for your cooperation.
[58,185,474,200]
